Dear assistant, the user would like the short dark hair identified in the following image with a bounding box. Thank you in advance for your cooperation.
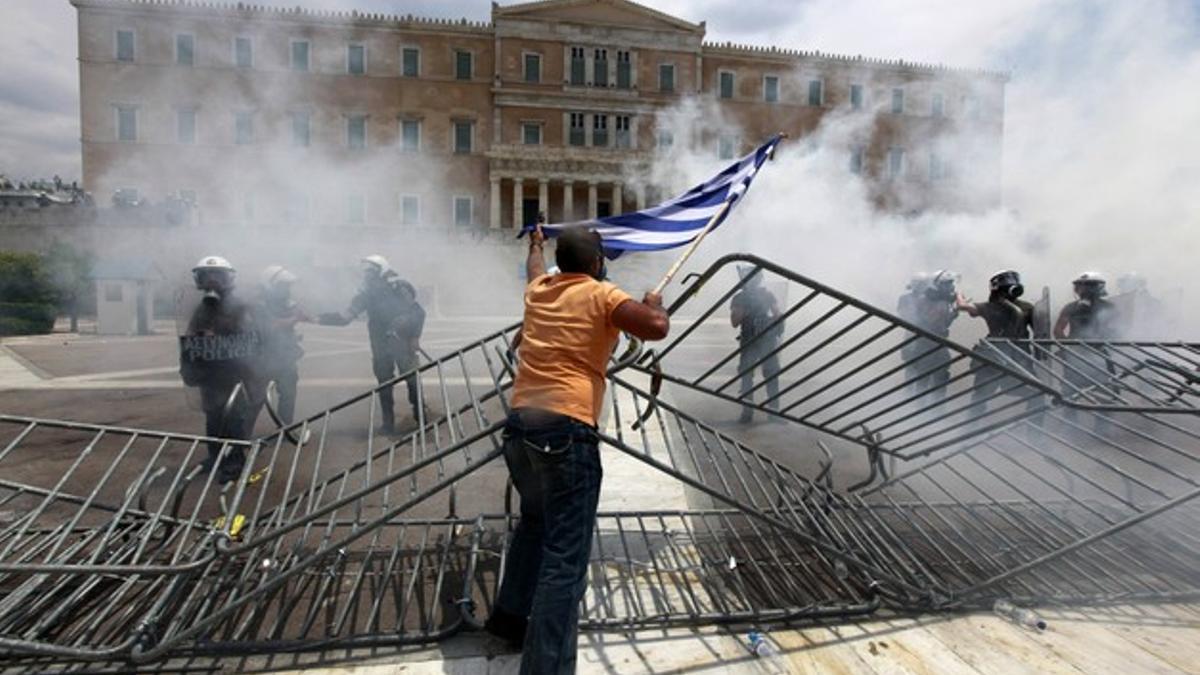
[555,227,603,274]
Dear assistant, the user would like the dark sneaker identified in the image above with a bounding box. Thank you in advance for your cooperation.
[484,607,527,649]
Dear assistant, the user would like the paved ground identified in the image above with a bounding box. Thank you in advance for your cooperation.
[2,321,1196,673]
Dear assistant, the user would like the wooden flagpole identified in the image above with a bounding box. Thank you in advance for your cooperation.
[650,134,785,296]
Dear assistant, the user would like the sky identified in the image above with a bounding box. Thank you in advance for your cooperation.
[0,0,1072,182]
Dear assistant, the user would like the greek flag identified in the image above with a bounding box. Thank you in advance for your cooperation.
[525,134,783,257]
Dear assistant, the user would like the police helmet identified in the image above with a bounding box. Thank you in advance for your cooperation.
[193,255,236,292]
[261,265,297,289]
[906,272,933,292]
[1073,271,1107,298]
[989,269,1024,298]
[925,270,959,300]
[361,255,391,276]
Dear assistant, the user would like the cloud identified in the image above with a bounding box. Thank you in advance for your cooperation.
[0,0,80,181]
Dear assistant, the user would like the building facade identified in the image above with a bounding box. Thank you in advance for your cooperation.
[73,0,1007,232]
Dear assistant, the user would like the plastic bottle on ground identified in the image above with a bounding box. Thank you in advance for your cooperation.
[747,630,790,673]
[993,599,1048,631]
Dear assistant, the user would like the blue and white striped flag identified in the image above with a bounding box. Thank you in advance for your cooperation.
[525,134,783,257]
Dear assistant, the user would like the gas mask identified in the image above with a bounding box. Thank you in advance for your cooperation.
[194,269,233,305]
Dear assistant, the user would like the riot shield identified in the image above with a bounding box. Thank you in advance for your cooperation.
[1031,285,1052,339]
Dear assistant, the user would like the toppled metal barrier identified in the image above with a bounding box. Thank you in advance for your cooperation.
[0,255,1196,666]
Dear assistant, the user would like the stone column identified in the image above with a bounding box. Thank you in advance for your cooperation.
[587,181,598,220]
[635,184,646,211]
[562,180,574,221]
[489,176,501,228]
[538,179,549,220]
[611,183,623,215]
[512,178,523,229]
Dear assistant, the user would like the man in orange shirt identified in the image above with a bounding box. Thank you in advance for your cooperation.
[486,224,669,673]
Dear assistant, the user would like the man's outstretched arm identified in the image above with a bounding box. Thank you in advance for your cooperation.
[526,220,547,282]
[613,293,670,341]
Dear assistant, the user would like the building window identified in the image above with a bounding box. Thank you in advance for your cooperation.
[175,34,194,67]
[807,79,824,106]
[592,114,608,147]
[850,146,864,175]
[104,283,123,303]
[570,47,585,85]
[291,111,310,147]
[286,192,309,225]
[402,47,420,77]
[346,115,367,149]
[932,92,945,118]
[887,147,905,179]
[114,105,137,141]
[235,111,253,145]
[659,63,675,93]
[115,29,135,62]
[346,193,366,225]
[453,196,473,226]
[234,36,253,68]
[400,119,420,152]
[569,112,586,146]
[849,84,864,111]
[656,128,673,150]
[524,53,541,83]
[593,48,608,87]
[718,136,735,160]
[930,153,946,180]
[616,50,631,89]
[453,120,473,154]
[291,40,310,72]
[522,122,542,146]
[176,109,196,144]
[347,44,366,75]
[764,76,779,103]
[455,50,472,80]
[891,87,904,114]
[615,115,631,149]
[962,94,981,119]
[400,194,420,226]
[719,71,734,99]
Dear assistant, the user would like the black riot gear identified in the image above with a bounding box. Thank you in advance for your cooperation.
[179,255,264,484]
[320,258,427,434]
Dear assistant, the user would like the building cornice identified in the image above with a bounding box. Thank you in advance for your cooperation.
[493,0,704,35]
[69,0,494,35]
[702,41,1010,82]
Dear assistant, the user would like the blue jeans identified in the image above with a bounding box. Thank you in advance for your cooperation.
[494,412,602,675]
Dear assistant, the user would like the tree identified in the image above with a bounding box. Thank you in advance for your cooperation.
[0,251,57,335]
[43,240,93,333]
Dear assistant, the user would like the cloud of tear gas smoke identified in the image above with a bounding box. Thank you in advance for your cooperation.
[74,6,530,326]
[619,0,1200,340]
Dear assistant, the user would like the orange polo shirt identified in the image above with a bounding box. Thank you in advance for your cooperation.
[510,273,633,426]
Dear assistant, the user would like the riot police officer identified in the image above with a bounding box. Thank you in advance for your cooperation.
[730,266,782,423]
[179,256,264,483]
[957,269,1037,418]
[257,265,308,426]
[319,255,426,434]
[898,270,959,402]
[1054,272,1119,416]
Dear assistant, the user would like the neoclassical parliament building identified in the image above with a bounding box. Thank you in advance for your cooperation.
[73,0,1007,231]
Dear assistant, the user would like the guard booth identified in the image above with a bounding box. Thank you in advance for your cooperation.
[91,259,160,335]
